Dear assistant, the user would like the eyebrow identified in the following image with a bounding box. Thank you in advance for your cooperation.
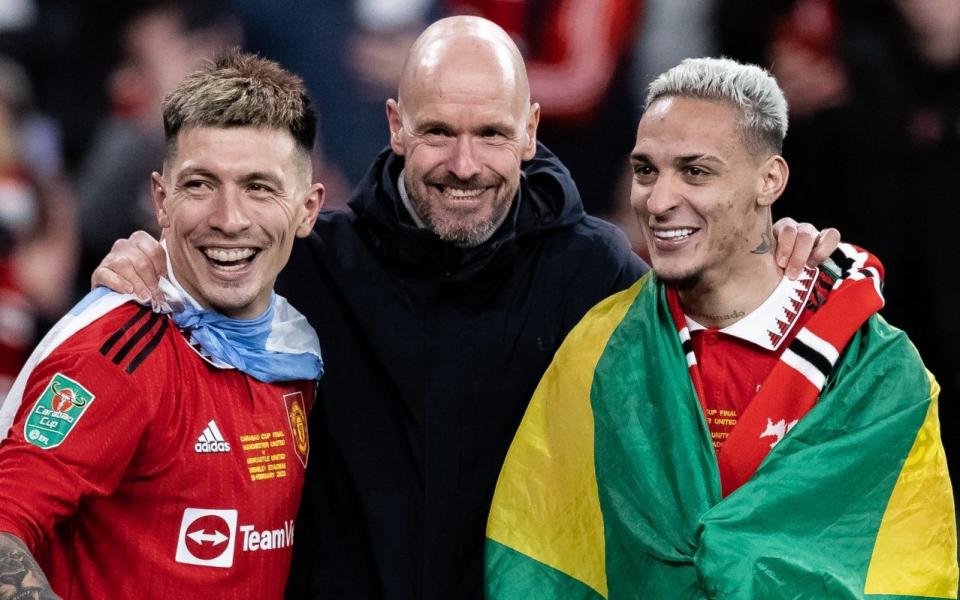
[676,154,725,166]
[415,119,516,136]
[239,172,284,188]
[175,167,220,183]
[175,168,285,189]
[629,153,727,166]
[414,119,452,133]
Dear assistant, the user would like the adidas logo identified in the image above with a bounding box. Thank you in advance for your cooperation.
[195,420,231,453]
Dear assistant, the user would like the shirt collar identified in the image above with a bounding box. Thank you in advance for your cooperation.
[686,266,819,351]
[397,169,428,229]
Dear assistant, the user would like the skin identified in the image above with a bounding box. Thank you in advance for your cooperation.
[150,126,323,318]
[0,127,323,599]
[91,19,839,304]
[630,96,789,327]
[0,533,59,600]
[385,16,540,246]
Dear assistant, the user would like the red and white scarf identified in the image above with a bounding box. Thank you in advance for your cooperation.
[667,244,885,496]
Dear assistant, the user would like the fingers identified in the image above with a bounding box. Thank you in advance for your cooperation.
[809,227,841,266]
[131,230,168,280]
[773,218,818,280]
[773,219,798,271]
[90,232,167,304]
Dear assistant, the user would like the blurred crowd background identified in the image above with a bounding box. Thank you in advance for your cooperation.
[1,0,958,482]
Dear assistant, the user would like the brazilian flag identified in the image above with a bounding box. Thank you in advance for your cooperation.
[486,274,957,599]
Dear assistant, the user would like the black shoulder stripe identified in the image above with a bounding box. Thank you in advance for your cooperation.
[111,311,162,365]
[100,306,151,356]
[126,317,169,375]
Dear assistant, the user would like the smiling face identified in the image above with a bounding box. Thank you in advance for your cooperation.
[151,126,323,318]
[386,33,539,246]
[630,96,786,292]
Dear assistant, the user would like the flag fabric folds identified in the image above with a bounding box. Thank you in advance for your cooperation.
[485,273,957,599]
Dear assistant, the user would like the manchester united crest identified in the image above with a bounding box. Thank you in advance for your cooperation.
[284,391,309,467]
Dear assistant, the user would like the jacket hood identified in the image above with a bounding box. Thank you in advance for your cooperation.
[346,142,587,279]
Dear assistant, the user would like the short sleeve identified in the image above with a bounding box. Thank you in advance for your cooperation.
[0,344,158,551]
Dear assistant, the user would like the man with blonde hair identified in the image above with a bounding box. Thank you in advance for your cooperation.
[0,51,324,599]
[487,57,956,599]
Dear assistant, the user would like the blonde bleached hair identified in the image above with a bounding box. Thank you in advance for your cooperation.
[645,57,788,155]
[161,48,316,159]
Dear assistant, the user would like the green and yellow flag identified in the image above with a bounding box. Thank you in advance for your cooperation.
[486,274,957,599]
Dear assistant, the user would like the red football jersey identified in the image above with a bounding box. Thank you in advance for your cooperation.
[688,267,829,451]
[0,301,313,599]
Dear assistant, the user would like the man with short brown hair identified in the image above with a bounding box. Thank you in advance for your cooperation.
[0,51,324,599]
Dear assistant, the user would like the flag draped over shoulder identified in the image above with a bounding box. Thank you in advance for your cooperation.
[485,273,957,599]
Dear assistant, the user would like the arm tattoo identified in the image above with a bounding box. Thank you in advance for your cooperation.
[0,533,60,600]
[751,230,773,255]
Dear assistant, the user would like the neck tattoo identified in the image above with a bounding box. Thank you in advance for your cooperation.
[686,308,746,324]
[751,230,773,255]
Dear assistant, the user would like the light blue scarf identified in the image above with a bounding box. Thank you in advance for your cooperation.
[157,268,323,383]
[0,268,323,439]
[0,271,322,435]
[169,293,322,383]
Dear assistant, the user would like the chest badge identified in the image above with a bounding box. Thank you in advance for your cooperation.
[284,392,309,467]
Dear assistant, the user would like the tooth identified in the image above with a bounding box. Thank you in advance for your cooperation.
[444,187,483,198]
[204,248,255,262]
[655,228,694,239]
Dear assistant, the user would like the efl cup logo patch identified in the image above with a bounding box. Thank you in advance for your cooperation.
[24,373,96,449]
[284,392,309,467]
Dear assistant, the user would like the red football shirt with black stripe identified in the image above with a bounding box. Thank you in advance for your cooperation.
[0,301,314,599]
[687,267,831,451]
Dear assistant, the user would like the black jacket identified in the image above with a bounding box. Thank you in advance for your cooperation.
[282,145,645,599]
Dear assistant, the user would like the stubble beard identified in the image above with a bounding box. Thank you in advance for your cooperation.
[409,181,515,247]
[656,268,702,292]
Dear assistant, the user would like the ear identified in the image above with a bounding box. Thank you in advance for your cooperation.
[295,182,325,238]
[386,99,406,156]
[521,102,541,161]
[756,155,789,208]
[150,171,171,228]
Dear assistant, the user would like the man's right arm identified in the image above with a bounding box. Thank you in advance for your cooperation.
[0,532,60,600]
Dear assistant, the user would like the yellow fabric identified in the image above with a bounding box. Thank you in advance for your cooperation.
[486,279,646,598]
[864,373,958,598]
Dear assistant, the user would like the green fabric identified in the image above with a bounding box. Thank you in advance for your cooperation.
[487,274,950,599]
[485,540,606,600]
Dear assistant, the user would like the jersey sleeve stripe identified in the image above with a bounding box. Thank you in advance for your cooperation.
[111,312,162,365]
[99,306,151,355]
[126,318,169,375]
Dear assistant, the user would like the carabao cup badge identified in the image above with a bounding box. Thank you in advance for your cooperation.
[284,391,309,467]
[24,372,96,449]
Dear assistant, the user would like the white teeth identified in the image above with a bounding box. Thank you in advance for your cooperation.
[203,247,256,263]
[654,228,695,240]
[443,187,484,198]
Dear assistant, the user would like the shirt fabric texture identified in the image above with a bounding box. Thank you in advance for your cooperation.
[0,298,315,599]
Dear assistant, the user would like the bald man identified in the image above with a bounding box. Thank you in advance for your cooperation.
[94,18,837,600]
[285,19,645,598]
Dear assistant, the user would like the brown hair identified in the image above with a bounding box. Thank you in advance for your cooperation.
[161,48,316,157]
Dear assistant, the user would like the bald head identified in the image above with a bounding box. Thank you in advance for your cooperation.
[398,16,531,115]
[385,16,540,246]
